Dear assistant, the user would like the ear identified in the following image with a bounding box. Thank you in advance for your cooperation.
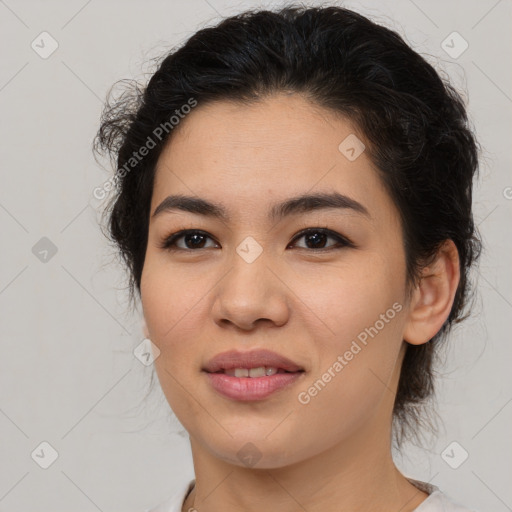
[403,239,460,345]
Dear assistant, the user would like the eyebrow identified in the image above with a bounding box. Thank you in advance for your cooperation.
[152,191,371,222]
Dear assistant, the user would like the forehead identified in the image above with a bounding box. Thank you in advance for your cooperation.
[152,93,396,226]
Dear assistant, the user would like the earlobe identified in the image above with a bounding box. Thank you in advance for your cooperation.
[403,239,460,346]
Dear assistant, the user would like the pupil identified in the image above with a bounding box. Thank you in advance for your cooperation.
[307,232,326,248]
[187,233,205,248]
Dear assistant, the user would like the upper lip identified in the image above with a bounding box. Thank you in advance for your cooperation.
[202,349,304,373]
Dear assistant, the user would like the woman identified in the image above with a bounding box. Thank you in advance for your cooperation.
[94,5,482,511]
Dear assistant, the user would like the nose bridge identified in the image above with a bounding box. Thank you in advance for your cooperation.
[212,239,289,328]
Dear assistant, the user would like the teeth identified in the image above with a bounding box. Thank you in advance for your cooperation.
[232,368,249,377]
[224,366,280,377]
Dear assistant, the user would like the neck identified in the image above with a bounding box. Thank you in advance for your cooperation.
[182,410,428,512]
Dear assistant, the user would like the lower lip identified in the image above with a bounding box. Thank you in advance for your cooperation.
[204,371,304,401]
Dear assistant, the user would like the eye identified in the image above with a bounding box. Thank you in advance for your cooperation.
[288,228,354,251]
[159,228,354,252]
[159,229,219,251]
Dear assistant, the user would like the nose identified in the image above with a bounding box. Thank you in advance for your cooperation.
[211,252,290,331]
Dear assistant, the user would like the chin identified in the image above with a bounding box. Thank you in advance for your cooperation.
[198,430,312,470]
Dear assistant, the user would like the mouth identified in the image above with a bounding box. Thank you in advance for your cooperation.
[209,367,303,377]
[202,349,305,401]
[202,348,304,374]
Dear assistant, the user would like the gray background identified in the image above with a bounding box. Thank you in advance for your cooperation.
[0,0,510,510]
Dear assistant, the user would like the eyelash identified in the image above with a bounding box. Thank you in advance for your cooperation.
[159,227,355,252]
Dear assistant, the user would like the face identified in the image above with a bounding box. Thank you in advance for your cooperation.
[141,93,411,468]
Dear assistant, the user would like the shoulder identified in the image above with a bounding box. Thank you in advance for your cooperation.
[414,490,480,511]
[144,479,195,512]
[409,478,480,512]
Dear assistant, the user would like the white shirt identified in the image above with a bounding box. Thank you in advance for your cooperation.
[144,477,479,512]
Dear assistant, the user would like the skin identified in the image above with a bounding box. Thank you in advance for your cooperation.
[140,92,460,512]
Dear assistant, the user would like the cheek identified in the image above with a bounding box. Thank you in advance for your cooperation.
[141,264,210,423]
[291,248,405,344]
[293,307,405,448]
[140,258,210,344]
[140,263,209,400]
[290,255,406,424]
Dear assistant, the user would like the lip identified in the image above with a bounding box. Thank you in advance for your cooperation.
[202,349,304,373]
[204,372,304,401]
[202,349,305,401]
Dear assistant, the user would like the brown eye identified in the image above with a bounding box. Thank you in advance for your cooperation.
[160,230,218,251]
[160,228,354,252]
[289,228,354,250]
